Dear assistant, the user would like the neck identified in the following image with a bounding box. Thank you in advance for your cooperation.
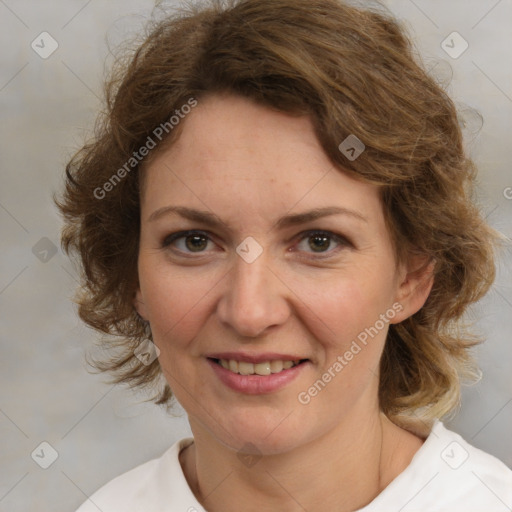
[180,411,422,512]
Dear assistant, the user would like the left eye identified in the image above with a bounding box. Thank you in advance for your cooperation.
[294,231,346,255]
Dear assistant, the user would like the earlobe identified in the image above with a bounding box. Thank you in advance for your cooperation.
[390,255,435,324]
[133,288,148,321]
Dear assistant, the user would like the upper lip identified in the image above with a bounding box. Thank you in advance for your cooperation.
[206,352,309,364]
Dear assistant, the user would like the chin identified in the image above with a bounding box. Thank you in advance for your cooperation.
[203,406,314,456]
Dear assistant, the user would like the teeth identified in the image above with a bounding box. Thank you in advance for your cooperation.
[255,362,271,376]
[218,359,301,375]
[238,361,254,375]
[270,360,283,373]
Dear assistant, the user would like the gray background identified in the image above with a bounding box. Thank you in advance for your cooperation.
[0,1,511,511]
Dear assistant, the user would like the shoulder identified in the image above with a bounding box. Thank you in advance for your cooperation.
[75,437,203,512]
[363,421,512,512]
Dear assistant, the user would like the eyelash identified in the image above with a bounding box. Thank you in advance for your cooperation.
[161,229,351,259]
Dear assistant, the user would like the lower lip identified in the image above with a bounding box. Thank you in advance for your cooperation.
[207,359,308,394]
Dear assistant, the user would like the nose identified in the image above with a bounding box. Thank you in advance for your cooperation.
[216,250,291,338]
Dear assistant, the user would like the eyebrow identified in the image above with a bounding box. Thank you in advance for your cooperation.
[148,205,230,228]
[147,205,367,229]
[274,206,367,228]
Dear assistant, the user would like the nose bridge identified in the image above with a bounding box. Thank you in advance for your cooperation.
[217,248,288,338]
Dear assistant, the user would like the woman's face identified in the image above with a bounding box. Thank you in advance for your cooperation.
[136,94,417,454]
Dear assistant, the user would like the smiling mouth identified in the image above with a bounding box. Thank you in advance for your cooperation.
[209,358,309,376]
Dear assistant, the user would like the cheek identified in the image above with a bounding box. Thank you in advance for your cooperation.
[300,273,389,339]
[315,281,366,337]
[139,262,215,345]
[294,271,395,373]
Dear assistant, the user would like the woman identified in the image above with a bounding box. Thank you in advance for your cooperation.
[56,0,512,510]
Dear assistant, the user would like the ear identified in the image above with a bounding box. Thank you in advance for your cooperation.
[390,253,435,324]
[133,286,149,321]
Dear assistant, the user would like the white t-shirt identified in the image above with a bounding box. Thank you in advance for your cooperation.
[76,421,512,511]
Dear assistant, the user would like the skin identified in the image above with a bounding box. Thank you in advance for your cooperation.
[134,93,434,512]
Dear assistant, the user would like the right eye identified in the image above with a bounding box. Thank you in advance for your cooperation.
[161,230,216,254]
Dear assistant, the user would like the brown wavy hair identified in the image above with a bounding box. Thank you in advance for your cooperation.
[55,0,500,430]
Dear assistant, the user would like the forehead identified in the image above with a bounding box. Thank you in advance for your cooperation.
[166,94,326,174]
[141,94,383,227]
